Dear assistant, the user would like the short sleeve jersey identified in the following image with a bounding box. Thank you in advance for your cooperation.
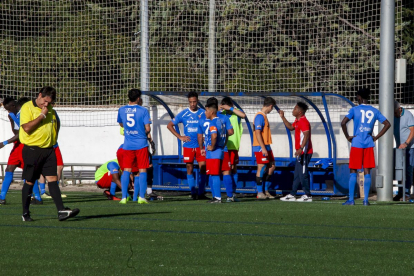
[19,100,58,148]
[204,116,227,159]
[394,108,414,148]
[292,116,313,154]
[198,114,232,152]
[252,114,271,152]
[9,111,20,130]
[117,105,151,150]
[172,108,205,148]
[346,105,387,148]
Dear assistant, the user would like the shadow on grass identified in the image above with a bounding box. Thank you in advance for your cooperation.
[72,211,172,221]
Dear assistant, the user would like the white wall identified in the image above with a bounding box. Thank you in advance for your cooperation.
[1,106,403,164]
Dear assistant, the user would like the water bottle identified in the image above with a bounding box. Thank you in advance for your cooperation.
[321,197,330,201]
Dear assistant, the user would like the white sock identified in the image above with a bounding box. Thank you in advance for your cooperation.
[147,188,153,194]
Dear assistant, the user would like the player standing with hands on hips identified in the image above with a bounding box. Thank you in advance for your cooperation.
[20,86,79,221]
[341,88,391,206]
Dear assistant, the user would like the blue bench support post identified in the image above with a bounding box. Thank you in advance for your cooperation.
[299,96,332,159]
[147,94,182,162]
[321,93,339,193]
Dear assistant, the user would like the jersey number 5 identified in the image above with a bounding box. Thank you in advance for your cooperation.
[126,113,135,127]
[360,110,374,124]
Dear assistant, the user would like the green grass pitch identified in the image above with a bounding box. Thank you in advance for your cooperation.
[1,191,414,275]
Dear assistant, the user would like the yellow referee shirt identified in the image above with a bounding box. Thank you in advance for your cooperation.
[19,100,58,148]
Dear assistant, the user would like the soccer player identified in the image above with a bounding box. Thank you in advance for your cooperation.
[20,86,79,221]
[198,100,228,203]
[341,88,391,206]
[279,102,314,202]
[117,89,151,204]
[167,92,208,200]
[0,97,29,205]
[252,97,277,199]
[219,97,245,202]
[95,159,123,201]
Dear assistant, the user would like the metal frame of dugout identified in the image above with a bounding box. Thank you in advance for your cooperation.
[144,91,355,196]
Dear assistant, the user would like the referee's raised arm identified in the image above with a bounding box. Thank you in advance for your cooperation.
[20,86,79,222]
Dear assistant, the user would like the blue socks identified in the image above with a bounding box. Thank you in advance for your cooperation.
[0,171,13,200]
[208,175,214,198]
[139,172,147,199]
[120,171,131,199]
[133,176,140,201]
[110,182,117,196]
[224,175,233,198]
[265,180,272,192]
[364,174,371,200]
[348,173,357,201]
[187,174,196,195]
[198,174,206,195]
[32,180,42,201]
[211,175,221,199]
[39,182,46,194]
[232,173,238,195]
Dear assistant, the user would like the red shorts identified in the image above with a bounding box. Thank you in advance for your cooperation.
[221,152,231,171]
[123,147,149,170]
[254,150,275,164]
[349,147,375,170]
[55,146,64,166]
[117,147,139,172]
[206,159,222,175]
[8,142,24,168]
[183,147,206,163]
[228,150,239,165]
[96,172,112,189]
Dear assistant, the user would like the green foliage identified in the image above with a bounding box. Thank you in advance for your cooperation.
[0,1,412,104]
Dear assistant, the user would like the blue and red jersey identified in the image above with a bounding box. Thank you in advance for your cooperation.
[345,105,387,148]
[172,108,205,149]
[117,105,151,150]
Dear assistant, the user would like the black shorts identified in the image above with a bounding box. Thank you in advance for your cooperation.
[22,145,57,183]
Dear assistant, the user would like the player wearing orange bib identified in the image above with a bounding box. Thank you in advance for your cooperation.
[253,97,277,199]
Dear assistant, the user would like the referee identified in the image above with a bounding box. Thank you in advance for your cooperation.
[20,86,79,221]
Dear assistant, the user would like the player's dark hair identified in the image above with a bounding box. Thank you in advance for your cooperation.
[297,102,308,113]
[205,102,218,111]
[206,97,218,106]
[263,97,276,107]
[39,86,57,101]
[221,96,233,107]
[356,87,370,100]
[3,97,15,106]
[187,92,198,99]
[128,89,142,102]
[17,97,30,107]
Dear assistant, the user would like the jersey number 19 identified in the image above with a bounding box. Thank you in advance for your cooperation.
[360,110,374,124]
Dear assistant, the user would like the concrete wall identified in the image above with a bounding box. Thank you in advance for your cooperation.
[0,105,398,166]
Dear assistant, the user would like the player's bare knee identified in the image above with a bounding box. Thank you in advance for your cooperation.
[46,176,58,182]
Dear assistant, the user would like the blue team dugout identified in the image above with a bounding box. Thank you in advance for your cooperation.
[144,91,354,196]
